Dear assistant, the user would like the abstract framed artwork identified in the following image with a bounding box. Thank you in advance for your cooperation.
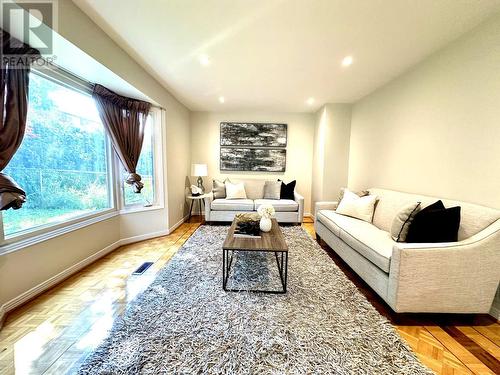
[220,147,286,172]
[220,122,287,172]
[220,122,287,147]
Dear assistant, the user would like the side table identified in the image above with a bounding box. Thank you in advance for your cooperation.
[186,194,207,220]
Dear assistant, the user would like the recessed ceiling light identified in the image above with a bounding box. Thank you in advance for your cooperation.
[218,96,225,103]
[342,55,353,67]
[199,54,210,66]
[306,97,315,105]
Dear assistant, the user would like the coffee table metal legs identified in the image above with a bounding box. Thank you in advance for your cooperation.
[223,249,288,294]
[222,249,234,290]
[275,251,288,292]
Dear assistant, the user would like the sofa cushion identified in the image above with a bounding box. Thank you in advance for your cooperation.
[254,199,299,212]
[317,210,343,236]
[317,210,393,272]
[340,223,394,273]
[211,199,254,211]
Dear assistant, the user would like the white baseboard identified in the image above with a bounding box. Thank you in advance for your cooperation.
[168,214,189,234]
[1,239,120,323]
[0,222,190,329]
[120,229,170,246]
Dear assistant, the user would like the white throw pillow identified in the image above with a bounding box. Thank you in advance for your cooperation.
[336,189,377,223]
[225,181,247,199]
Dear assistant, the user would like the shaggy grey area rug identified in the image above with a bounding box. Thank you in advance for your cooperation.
[78,225,432,374]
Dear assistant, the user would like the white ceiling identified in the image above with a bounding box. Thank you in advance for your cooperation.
[73,0,500,112]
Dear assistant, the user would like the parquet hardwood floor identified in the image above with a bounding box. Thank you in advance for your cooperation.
[0,216,498,374]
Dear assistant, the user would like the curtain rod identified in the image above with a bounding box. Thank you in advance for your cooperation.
[34,58,164,111]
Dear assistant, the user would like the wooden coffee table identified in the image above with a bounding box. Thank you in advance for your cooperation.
[222,218,288,293]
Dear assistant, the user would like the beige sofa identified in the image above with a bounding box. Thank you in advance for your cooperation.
[204,178,304,223]
[315,188,500,313]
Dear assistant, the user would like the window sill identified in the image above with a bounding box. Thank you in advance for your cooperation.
[0,209,119,256]
[119,205,165,216]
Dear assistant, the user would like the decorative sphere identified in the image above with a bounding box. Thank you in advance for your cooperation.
[260,217,272,232]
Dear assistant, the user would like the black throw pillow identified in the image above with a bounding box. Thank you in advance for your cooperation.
[412,200,445,217]
[278,180,296,200]
[406,200,461,243]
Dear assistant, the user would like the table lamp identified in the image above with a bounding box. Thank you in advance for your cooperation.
[191,163,208,193]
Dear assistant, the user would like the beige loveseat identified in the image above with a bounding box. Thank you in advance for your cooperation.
[315,188,500,314]
[204,178,304,223]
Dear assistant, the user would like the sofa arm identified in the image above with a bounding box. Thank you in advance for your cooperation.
[314,201,338,219]
[388,219,500,313]
[294,191,304,223]
[204,192,214,221]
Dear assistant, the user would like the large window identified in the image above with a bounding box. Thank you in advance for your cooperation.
[2,72,112,237]
[0,68,162,247]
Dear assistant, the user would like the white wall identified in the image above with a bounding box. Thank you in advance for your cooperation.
[348,13,500,209]
[312,104,352,206]
[0,1,191,316]
[190,111,315,214]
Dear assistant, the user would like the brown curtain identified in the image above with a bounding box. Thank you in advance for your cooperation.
[92,84,151,193]
[0,29,40,210]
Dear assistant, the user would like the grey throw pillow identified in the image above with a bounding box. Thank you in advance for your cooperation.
[263,181,282,200]
[390,202,421,242]
[212,179,227,199]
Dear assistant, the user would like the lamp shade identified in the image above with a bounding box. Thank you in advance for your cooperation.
[191,163,208,177]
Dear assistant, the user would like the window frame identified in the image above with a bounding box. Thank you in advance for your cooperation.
[0,65,164,254]
[118,107,164,212]
[0,134,119,243]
